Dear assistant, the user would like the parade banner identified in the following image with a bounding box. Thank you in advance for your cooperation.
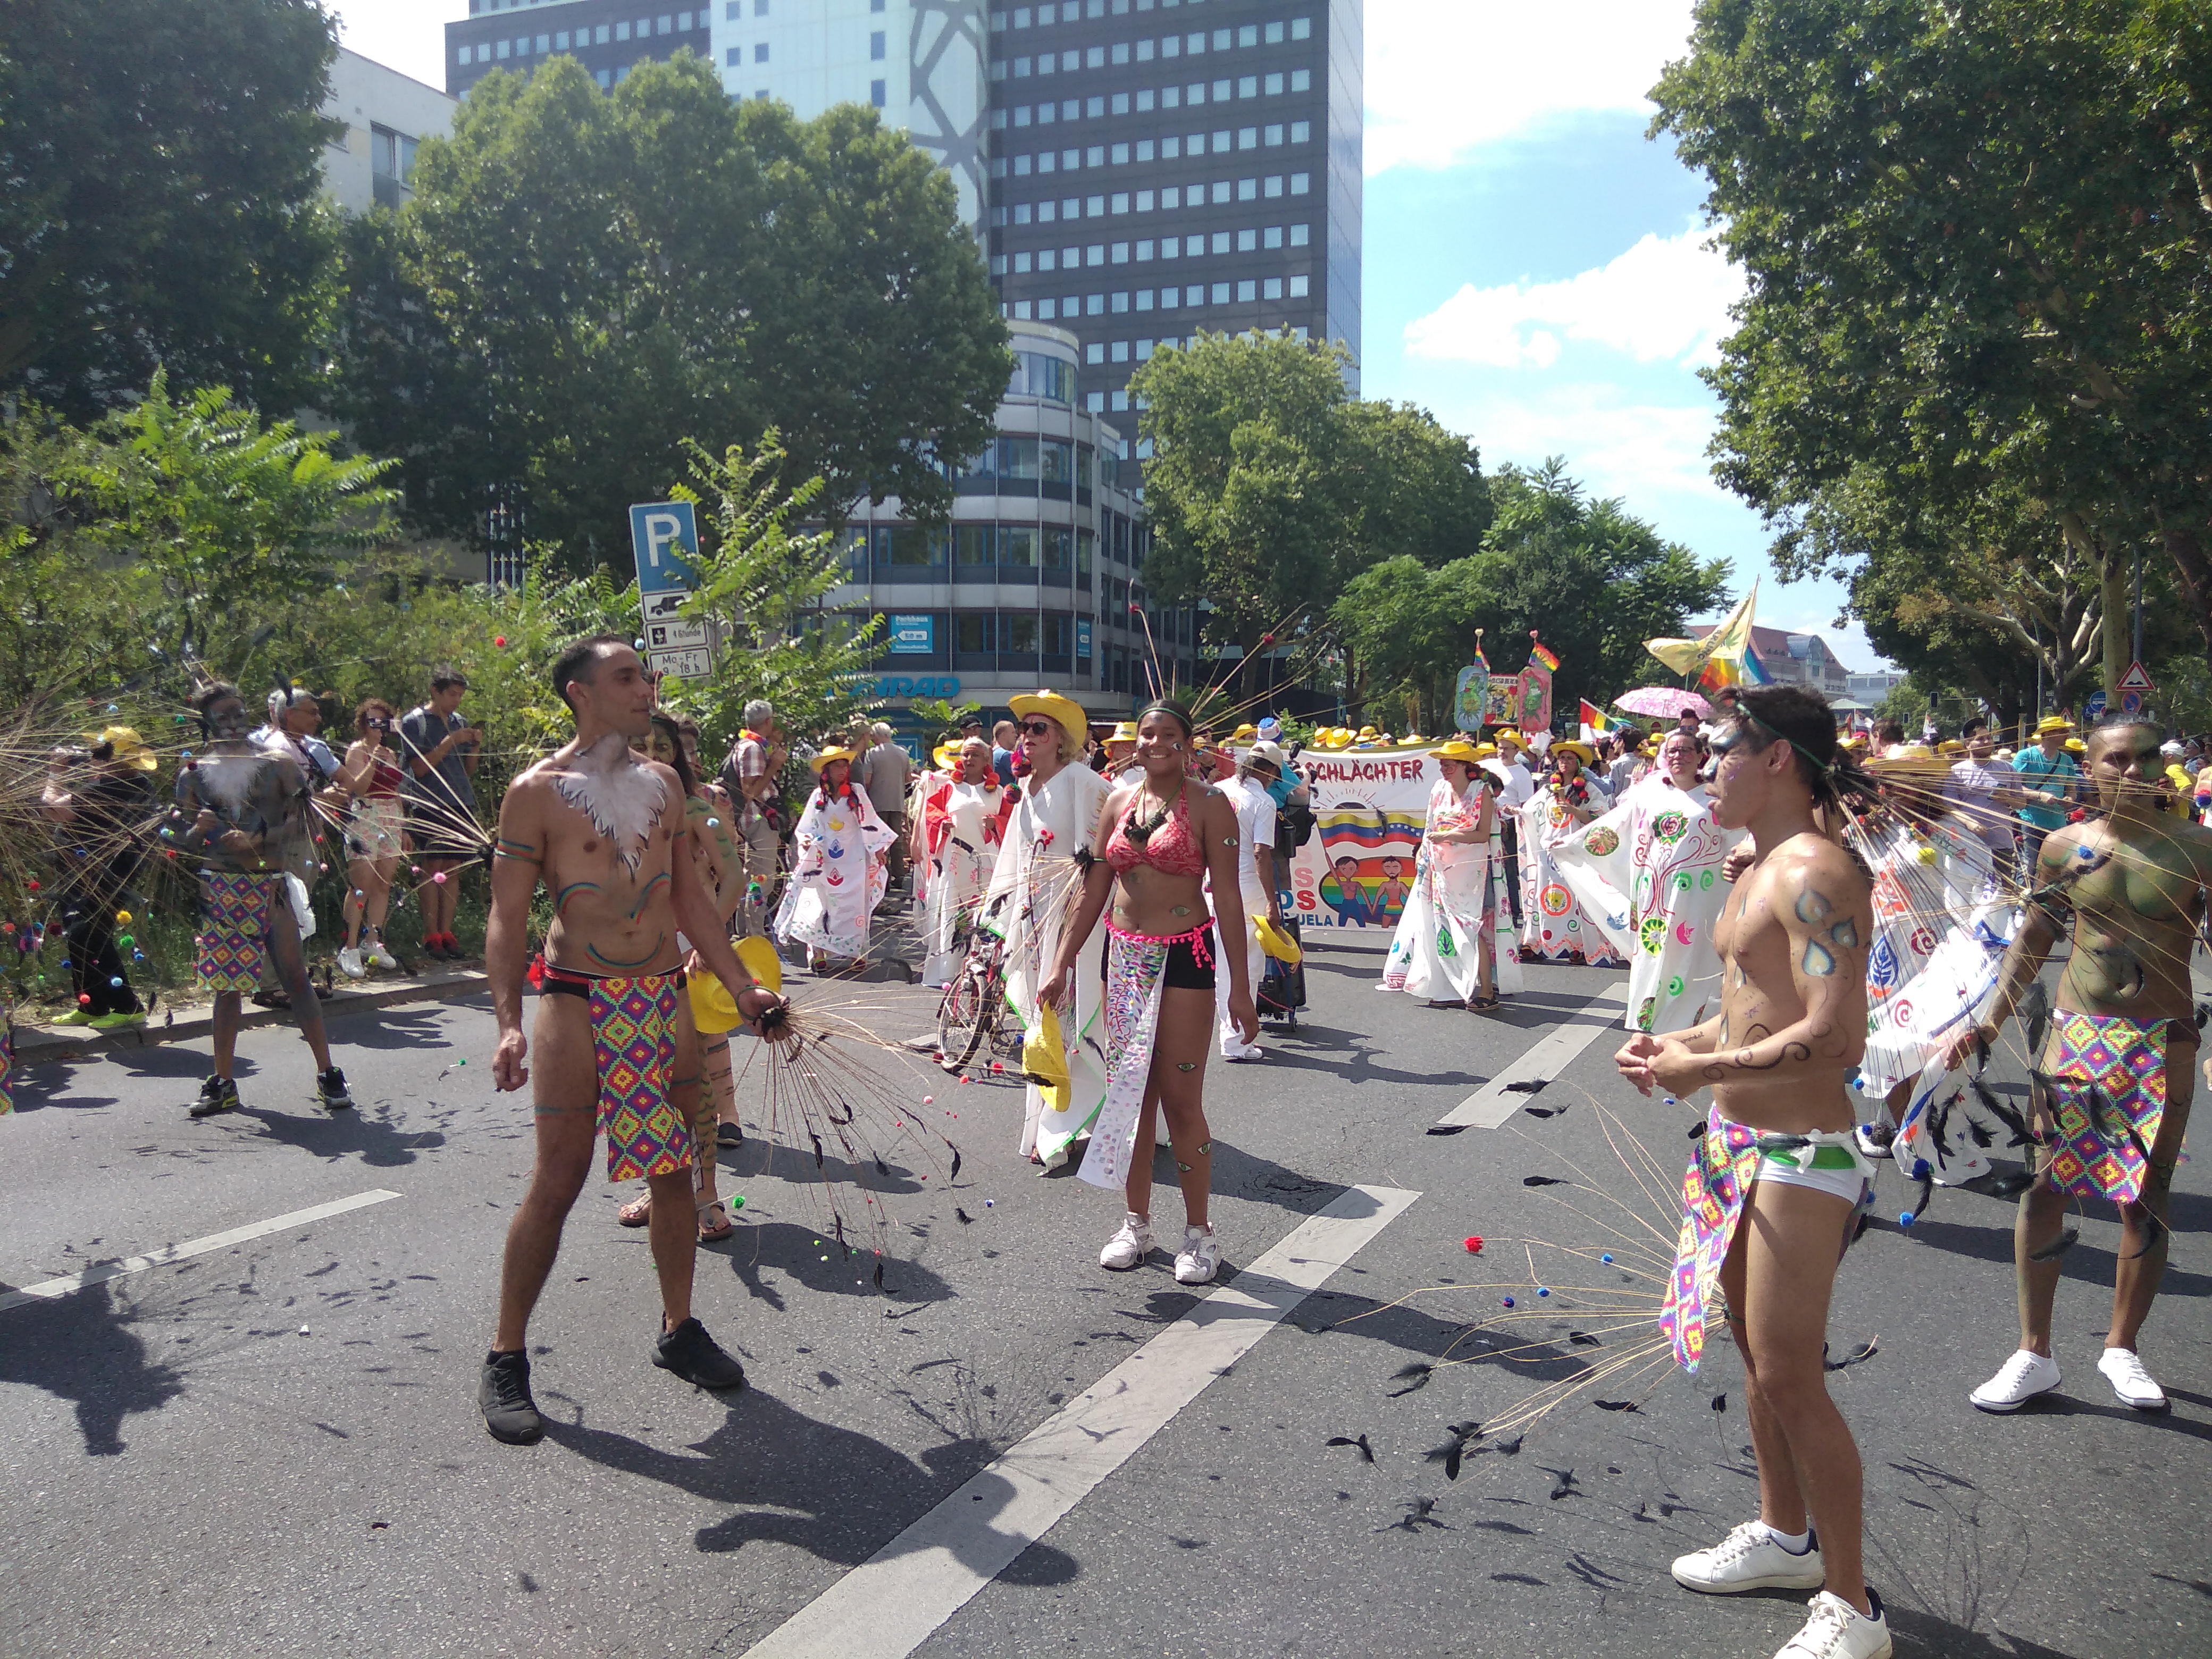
[1286,746,1442,932]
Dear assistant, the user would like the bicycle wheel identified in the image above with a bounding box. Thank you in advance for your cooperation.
[937,969,990,1071]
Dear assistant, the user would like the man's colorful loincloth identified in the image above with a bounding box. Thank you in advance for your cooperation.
[1658,1106,1872,1372]
[196,872,278,994]
[549,968,691,1183]
[2040,1010,2191,1206]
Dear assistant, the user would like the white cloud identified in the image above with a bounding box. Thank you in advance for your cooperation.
[1444,382,1726,505]
[1365,0,1696,174]
[1403,225,1744,372]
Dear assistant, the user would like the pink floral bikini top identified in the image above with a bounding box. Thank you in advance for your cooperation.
[1103,782,1208,877]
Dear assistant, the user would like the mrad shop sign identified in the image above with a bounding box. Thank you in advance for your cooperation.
[887,613,935,655]
[628,499,713,681]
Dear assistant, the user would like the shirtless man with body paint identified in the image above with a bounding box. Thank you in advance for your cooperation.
[1944,717,2212,1415]
[1617,685,1892,1659]
[476,634,783,1445]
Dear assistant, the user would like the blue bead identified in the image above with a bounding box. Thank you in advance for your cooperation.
[1601,1253,1613,1264]
[1501,1295,1515,1309]
[1910,1158,1932,1180]
[1898,1211,1916,1227]
[110,976,123,987]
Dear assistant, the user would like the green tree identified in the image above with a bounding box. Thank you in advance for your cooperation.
[1653,0,2212,695]
[334,55,1010,568]
[1,0,340,419]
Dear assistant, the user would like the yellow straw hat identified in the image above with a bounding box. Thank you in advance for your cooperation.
[2064,736,2087,753]
[1494,728,1529,752]
[1429,738,1484,766]
[931,743,961,773]
[1552,739,1597,765]
[88,725,160,772]
[2034,715,2074,736]
[809,745,859,773]
[1107,720,1137,744]
[1868,743,1947,776]
[687,938,785,1033]
[1253,914,1303,964]
[1230,722,1259,743]
[1009,690,1088,754]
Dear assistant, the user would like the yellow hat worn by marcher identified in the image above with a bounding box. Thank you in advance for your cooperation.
[1429,739,1484,766]
[2035,715,2074,736]
[88,725,160,772]
[1552,739,1597,766]
[809,745,860,774]
[1010,690,1090,755]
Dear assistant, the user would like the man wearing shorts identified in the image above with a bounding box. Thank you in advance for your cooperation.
[174,683,354,1117]
[399,667,481,960]
[1946,717,2212,1413]
[1618,685,1890,1659]
[717,698,784,939]
[478,635,784,1445]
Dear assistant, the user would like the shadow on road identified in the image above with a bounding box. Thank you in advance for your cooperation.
[548,1387,1077,1583]
[710,1218,956,1313]
[0,1280,181,1455]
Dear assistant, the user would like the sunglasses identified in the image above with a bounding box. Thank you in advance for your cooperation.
[1019,720,1058,737]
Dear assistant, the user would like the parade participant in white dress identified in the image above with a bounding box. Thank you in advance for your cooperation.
[1212,740,1289,1059]
[1519,739,1626,966]
[1552,727,1742,1033]
[1383,740,1524,1010]
[774,747,894,971]
[984,691,1113,1169]
[916,738,1009,987]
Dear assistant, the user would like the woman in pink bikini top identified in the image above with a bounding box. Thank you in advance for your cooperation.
[1043,699,1258,1288]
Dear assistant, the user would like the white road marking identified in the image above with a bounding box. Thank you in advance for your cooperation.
[740,1183,1420,1659]
[0,1189,402,1314]
[1438,987,1627,1129]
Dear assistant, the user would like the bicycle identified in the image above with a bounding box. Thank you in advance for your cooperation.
[935,916,1026,1074]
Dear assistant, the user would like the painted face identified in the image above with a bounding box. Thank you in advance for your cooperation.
[205,697,251,741]
[1437,759,1470,787]
[1018,716,1065,765]
[1134,710,1185,768]
[640,727,678,767]
[2088,725,2164,804]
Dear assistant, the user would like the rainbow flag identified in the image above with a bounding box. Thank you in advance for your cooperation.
[1530,641,1561,672]
[1579,699,1614,735]
[1698,640,1774,692]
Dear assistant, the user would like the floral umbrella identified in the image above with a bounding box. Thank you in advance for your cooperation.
[1614,686,1713,720]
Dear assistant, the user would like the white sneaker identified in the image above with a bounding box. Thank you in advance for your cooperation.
[2097,1346,2167,1410]
[365,940,398,971]
[1970,1348,2062,1412]
[337,947,366,981]
[1174,1224,1221,1285]
[1773,1590,1892,1659]
[1671,1520,1826,1594]
[1221,1044,1262,1063]
[1099,1212,1153,1271]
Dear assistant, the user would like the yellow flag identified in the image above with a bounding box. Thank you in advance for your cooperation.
[1648,580,1758,678]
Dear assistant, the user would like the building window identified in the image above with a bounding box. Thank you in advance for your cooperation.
[1239,23,1258,46]
[1238,177,1258,200]
[615,21,630,40]
[1209,230,1229,255]
[1291,222,1310,245]
[757,0,769,12]
[370,124,418,211]
[1161,185,1179,207]
[458,45,472,64]
[755,41,769,60]
[1265,74,1284,97]
[1263,225,1283,248]
[1210,281,1229,304]
[1001,525,1038,567]
[1291,17,1311,41]
[496,39,511,57]
[1111,191,1129,213]
[1111,290,1130,311]
[1291,120,1311,144]
[597,67,613,86]
[1087,95,1104,118]
[1135,238,1153,260]
[1110,241,1129,262]
[1087,391,1107,412]
[1111,143,1129,164]
[657,16,672,36]
[1236,228,1255,252]
[1238,76,1257,98]
[726,46,741,64]
[1263,123,1283,145]
[1086,293,1105,314]
[1263,276,1283,299]
[1291,68,1311,91]
[1213,79,1231,100]
[870,30,885,59]
[1291,172,1310,195]
[1237,279,1256,301]
[1289,274,1310,296]
[1112,41,1130,65]
[1238,127,1258,149]
[1086,242,1105,265]
[1111,339,1130,362]
[871,79,887,106]
[597,24,611,43]
[1136,290,1153,311]
[1266,20,1285,44]
[1264,175,1284,197]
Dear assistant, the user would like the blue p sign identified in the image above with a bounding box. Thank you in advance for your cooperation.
[628,501,700,595]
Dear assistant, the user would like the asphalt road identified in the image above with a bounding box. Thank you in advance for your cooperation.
[2,924,2207,1659]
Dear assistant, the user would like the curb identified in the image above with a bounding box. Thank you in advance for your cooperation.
[11,970,492,1066]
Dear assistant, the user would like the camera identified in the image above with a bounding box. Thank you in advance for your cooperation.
[367,717,391,732]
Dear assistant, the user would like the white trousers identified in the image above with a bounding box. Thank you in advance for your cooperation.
[1213,871,1269,1058]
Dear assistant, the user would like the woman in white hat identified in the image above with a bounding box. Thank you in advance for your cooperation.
[774,745,895,973]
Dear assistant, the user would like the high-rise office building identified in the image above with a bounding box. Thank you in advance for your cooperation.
[985,1,1361,419]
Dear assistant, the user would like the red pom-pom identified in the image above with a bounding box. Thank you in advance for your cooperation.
[78,993,92,1006]
[1463,1235,1484,1253]
[494,635,508,648]
[24,880,38,891]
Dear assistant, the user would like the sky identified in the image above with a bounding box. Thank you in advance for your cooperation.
[325,0,1886,672]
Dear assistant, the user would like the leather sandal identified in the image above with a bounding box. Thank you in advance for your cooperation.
[696,1198,735,1242]
[616,1192,652,1227]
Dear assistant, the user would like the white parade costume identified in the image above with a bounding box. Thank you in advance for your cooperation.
[1382,777,1523,1002]
[917,775,1006,987]
[1518,777,1626,967]
[775,782,895,959]
[1548,776,1741,1032]
[1212,773,1278,1057]
[984,761,1113,1168]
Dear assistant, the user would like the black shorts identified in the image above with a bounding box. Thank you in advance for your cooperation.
[1162,924,1217,991]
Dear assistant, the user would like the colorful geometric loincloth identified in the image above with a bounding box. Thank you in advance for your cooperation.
[197,872,279,995]
[2039,1010,2194,1206]
[546,965,691,1182]
[1658,1105,1872,1372]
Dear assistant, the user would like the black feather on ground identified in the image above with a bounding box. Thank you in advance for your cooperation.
[1386,1496,1447,1532]
[1593,1400,1640,1413]
[1425,1422,1481,1481]
[1544,1467,1579,1500]
[1823,1337,1879,1372]
[955,1207,975,1225]
[1523,1106,1560,1119]
[1984,1169,2040,1199]
[1710,1393,1727,1413]
[1521,1175,1571,1188]
[1326,1433,1375,1463]
[1504,1079,1549,1095]
[1425,1124,1469,1136]
[1387,1362,1435,1397]
[1475,1434,1524,1457]
[1568,1331,1602,1347]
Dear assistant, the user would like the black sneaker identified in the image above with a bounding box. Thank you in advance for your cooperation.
[189,1075,240,1118]
[716,1121,744,1148]
[651,1317,747,1391]
[316,1066,355,1112]
[479,1350,545,1444]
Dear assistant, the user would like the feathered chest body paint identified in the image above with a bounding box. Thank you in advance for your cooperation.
[196,752,273,825]
[553,741,669,874]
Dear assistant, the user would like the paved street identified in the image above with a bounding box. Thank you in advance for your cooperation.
[3,931,2208,1659]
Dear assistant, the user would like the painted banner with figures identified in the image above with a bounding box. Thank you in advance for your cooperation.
[1286,747,1444,931]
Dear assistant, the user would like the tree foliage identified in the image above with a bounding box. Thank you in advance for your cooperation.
[333,54,1011,569]
[1331,462,1729,734]
[1130,329,1491,665]
[0,0,340,418]
[1653,0,2212,698]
